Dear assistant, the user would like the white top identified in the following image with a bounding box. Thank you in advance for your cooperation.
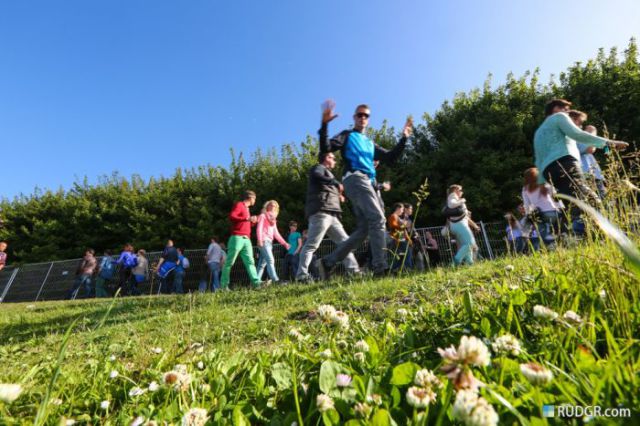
[521,185,563,213]
[447,193,468,222]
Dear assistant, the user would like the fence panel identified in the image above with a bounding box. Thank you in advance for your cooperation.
[1,263,53,303]
[0,223,514,303]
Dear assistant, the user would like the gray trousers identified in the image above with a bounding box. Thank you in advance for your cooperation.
[324,172,388,273]
[296,212,359,280]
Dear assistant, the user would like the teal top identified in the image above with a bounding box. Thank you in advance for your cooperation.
[533,112,608,183]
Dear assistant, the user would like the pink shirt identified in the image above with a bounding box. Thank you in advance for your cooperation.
[256,213,288,247]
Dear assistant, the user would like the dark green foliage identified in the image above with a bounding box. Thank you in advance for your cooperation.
[1,40,638,262]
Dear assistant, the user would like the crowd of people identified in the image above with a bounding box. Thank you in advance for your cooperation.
[0,98,630,297]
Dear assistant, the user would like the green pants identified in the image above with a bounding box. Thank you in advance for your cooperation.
[221,235,260,289]
[95,277,110,298]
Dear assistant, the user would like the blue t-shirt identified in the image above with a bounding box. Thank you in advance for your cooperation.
[344,131,376,181]
[287,232,302,255]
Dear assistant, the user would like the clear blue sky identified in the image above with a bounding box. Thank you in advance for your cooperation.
[1,0,639,200]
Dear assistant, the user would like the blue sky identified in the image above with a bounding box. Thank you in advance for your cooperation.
[1,0,639,199]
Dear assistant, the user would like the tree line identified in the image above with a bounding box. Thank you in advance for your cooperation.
[1,40,638,263]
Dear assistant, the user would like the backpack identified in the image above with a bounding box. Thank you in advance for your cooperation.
[442,205,465,218]
[124,254,138,269]
[181,257,190,269]
[99,257,115,280]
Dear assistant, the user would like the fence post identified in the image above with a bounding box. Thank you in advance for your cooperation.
[35,262,54,302]
[479,221,495,260]
[0,267,20,303]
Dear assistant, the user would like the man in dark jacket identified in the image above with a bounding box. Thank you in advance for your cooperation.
[316,102,411,277]
[296,152,360,282]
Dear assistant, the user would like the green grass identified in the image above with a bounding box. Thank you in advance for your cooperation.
[0,234,638,425]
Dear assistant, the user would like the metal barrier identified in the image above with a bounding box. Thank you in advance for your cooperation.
[0,222,511,303]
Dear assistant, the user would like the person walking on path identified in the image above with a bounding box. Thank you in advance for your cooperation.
[256,200,290,284]
[156,240,180,294]
[173,248,190,294]
[522,167,564,247]
[388,202,413,272]
[316,101,412,278]
[95,250,115,298]
[284,221,302,281]
[533,99,627,234]
[296,152,360,282]
[203,237,225,292]
[131,249,148,295]
[220,190,262,290]
[445,185,477,266]
[116,243,138,295]
[68,248,97,299]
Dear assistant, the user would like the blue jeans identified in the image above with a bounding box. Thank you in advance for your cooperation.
[450,220,475,266]
[205,261,221,291]
[538,210,561,246]
[173,270,185,294]
[257,241,279,281]
[69,274,92,299]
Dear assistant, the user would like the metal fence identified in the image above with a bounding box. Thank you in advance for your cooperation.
[0,222,511,304]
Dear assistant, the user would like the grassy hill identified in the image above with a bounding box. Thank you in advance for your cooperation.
[0,238,638,425]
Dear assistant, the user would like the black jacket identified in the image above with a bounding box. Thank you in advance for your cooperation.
[305,164,342,219]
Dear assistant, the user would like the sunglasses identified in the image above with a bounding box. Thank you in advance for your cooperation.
[356,112,370,119]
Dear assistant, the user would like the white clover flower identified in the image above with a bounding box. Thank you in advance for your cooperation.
[163,370,192,391]
[128,387,146,397]
[175,364,188,374]
[330,311,350,329]
[354,402,372,418]
[563,310,582,325]
[437,345,459,362]
[151,347,162,354]
[181,408,209,426]
[598,289,606,300]
[336,374,352,387]
[336,340,349,349]
[354,340,370,353]
[467,397,499,426]
[288,328,304,341]
[316,394,334,413]
[366,394,382,406]
[457,336,491,367]
[148,381,159,392]
[0,384,23,403]
[452,389,479,422]
[406,386,436,408]
[65,420,77,426]
[396,308,409,320]
[317,304,337,321]
[491,334,522,357]
[100,400,110,410]
[414,369,442,389]
[520,362,553,386]
[354,352,366,363]
[197,361,204,370]
[109,370,119,379]
[533,305,558,321]
[109,355,117,362]
[504,264,515,272]
[130,416,145,426]
[319,349,332,359]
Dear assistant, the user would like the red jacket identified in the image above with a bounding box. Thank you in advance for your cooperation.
[229,201,254,237]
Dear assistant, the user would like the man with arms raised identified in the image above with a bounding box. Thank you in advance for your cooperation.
[316,101,412,277]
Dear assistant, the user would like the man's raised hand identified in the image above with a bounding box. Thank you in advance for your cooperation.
[321,99,338,124]
[402,116,414,138]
